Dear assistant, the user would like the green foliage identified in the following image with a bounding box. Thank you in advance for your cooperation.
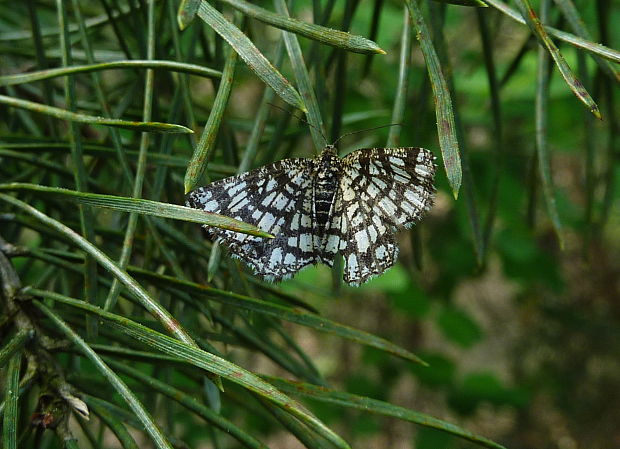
[448,372,529,413]
[437,307,483,348]
[1,0,619,448]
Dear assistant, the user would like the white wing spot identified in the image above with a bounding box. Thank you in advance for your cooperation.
[229,197,249,213]
[367,182,380,198]
[368,225,378,242]
[391,166,412,181]
[372,215,387,233]
[375,245,387,260]
[405,189,426,209]
[347,253,359,278]
[257,212,276,231]
[269,248,283,268]
[229,181,246,196]
[354,230,371,252]
[323,233,340,255]
[273,193,289,210]
[342,185,355,201]
[301,214,312,227]
[350,211,364,227]
[378,197,397,216]
[299,233,314,251]
[394,173,410,183]
[262,191,277,205]
[266,179,278,191]
[374,178,388,189]
[203,200,219,211]
[390,156,406,166]
[290,213,300,231]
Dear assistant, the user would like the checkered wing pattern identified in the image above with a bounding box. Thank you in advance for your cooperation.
[186,159,319,281]
[337,147,435,284]
[188,146,435,285]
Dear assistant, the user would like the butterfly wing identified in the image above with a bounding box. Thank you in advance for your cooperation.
[337,147,436,284]
[186,159,320,281]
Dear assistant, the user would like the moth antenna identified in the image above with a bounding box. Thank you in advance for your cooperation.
[331,123,403,147]
[267,103,329,148]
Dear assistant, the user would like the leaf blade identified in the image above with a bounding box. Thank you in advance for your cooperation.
[184,45,238,194]
[535,0,564,247]
[177,0,201,29]
[197,1,305,111]
[552,0,620,83]
[513,0,601,119]
[219,0,385,54]
[2,353,21,449]
[130,269,427,365]
[0,330,32,369]
[0,95,193,133]
[265,376,507,449]
[0,60,221,87]
[274,0,326,149]
[484,0,620,71]
[0,184,273,238]
[405,0,462,197]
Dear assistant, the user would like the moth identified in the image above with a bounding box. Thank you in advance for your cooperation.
[186,145,435,285]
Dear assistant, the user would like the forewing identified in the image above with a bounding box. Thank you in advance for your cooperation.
[186,159,319,281]
[337,147,435,285]
[340,147,435,229]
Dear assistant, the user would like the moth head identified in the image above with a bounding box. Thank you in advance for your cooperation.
[321,144,337,156]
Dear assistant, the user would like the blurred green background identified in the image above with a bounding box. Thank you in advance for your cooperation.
[1,0,619,448]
